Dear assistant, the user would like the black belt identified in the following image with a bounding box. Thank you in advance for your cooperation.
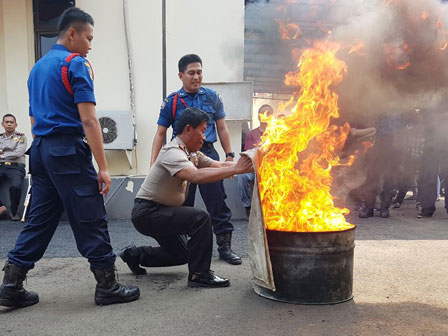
[134,198,164,207]
[0,162,25,168]
[201,142,214,149]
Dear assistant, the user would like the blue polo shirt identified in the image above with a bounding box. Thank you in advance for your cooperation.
[157,87,226,143]
[28,44,96,136]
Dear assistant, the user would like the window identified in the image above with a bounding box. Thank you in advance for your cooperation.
[33,0,75,60]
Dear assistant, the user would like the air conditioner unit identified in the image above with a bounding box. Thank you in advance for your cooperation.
[96,110,135,150]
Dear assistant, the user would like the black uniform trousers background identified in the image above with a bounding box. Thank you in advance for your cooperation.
[183,143,233,235]
[418,144,448,215]
[8,134,115,269]
[0,164,25,216]
[131,199,212,274]
[353,136,402,209]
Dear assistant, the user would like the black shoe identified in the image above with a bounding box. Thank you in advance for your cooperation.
[216,232,242,265]
[91,266,140,305]
[417,212,433,218]
[380,208,390,218]
[187,270,230,288]
[0,262,39,308]
[10,214,21,221]
[359,207,374,218]
[119,245,146,275]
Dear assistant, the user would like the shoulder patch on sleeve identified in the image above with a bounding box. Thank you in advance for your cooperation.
[84,61,94,80]
[161,98,169,110]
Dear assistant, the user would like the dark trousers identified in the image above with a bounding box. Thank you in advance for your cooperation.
[184,143,233,235]
[353,137,400,209]
[418,145,448,215]
[395,157,419,204]
[8,134,115,269]
[131,198,212,274]
[0,163,25,216]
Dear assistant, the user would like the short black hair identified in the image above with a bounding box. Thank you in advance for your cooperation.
[2,114,16,122]
[258,104,273,114]
[178,54,202,73]
[57,7,94,37]
[176,108,210,135]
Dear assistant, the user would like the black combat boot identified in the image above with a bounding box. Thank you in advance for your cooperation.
[0,261,39,308]
[216,232,242,265]
[359,207,374,218]
[91,265,140,306]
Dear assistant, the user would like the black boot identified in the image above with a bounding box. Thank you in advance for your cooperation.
[216,232,242,265]
[0,261,39,308]
[359,207,374,218]
[119,245,147,275]
[379,208,390,218]
[91,265,140,306]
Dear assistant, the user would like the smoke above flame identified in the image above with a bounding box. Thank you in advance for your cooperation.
[246,0,448,122]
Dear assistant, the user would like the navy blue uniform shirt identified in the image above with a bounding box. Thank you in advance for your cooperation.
[157,87,226,143]
[28,44,96,136]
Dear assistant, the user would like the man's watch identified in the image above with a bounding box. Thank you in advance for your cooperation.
[225,152,235,158]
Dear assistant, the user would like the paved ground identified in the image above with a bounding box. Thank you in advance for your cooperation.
[0,200,447,335]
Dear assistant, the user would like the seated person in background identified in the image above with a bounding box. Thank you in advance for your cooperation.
[237,104,273,217]
[120,108,253,288]
[0,114,27,221]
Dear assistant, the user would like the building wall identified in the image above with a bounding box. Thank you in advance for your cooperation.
[0,0,34,136]
[0,0,245,175]
[79,0,245,174]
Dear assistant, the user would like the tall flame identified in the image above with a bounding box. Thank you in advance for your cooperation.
[257,41,354,232]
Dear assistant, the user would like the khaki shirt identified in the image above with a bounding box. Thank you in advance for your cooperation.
[136,137,212,206]
[0,132,26,164]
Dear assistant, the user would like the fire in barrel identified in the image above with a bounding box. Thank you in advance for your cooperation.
[254,41,356,304]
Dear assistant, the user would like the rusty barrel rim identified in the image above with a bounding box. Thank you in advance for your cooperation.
[254,285,354,305]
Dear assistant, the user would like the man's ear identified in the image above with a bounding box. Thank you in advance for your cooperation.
[178,72,183,80]
[66,27,76,41]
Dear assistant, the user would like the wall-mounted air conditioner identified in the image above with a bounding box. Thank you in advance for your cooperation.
[96,110,135,150]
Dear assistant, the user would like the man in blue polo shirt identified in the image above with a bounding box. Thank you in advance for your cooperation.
[147,54,241,265]
[0,7,139,308]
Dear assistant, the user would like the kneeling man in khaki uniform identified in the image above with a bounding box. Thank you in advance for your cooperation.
[121,107,253,287]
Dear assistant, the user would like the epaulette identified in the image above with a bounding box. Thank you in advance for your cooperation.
[0,133,4,136]
[15,132,24,136]
[166,91,177,99]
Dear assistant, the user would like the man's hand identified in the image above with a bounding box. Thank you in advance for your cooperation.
[98,170,111,197]
[225,156,234,162]
[234,155,254,174]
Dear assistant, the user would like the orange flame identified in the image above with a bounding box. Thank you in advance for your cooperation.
[384,42,411,70]
[257,41,354,232]
[441,43,448,51]
[276,19,302,40]
[348,40,366,55]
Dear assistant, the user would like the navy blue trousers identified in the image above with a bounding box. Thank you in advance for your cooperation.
[183,143,233,235]
[8,134,115,269]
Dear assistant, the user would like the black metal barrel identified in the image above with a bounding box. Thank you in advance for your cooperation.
[254,226,355,304]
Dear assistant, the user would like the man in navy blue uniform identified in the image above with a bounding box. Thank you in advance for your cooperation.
[0,7,139,308]
[149,54,241,265]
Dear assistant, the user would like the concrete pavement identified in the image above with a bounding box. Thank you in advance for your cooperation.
[0,200,447,335]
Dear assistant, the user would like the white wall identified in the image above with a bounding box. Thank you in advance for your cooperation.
[166,0,245,160]
[0,1,7,115]
[0,0,33,139]
[0,0,245,175]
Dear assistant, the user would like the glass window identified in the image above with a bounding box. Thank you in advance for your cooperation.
[33,0,75,60]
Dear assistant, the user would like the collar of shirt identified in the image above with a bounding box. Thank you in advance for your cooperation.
[177,87,206,98]
[52,44,70,53]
